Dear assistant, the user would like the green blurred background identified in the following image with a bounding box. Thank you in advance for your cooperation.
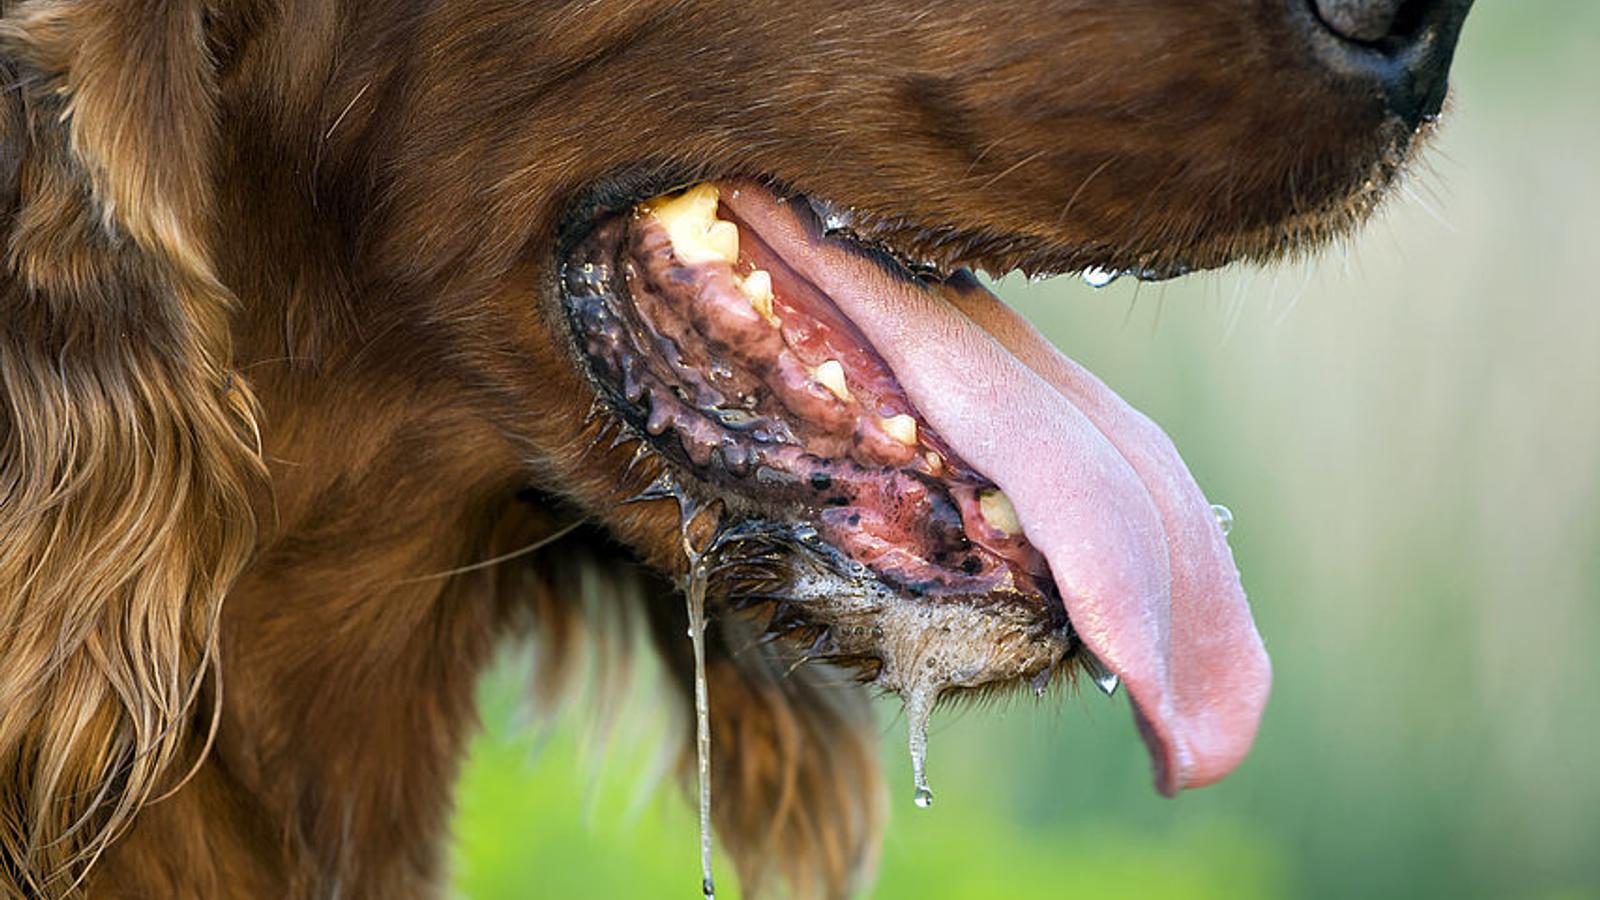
[450,5,1600,898]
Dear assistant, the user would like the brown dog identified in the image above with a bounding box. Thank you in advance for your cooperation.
[0,1,1472,897]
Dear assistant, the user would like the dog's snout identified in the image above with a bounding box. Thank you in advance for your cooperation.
[1313,0,1409,43]
[1302,0,1475,128]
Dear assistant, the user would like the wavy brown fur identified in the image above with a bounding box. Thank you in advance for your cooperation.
[0,0,1450,896]
[0,1,263,893]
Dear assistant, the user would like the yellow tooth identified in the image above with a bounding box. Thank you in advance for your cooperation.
[924,451,944,475]
[881,414,918,445]
[815,359,851,401]
[647,184,739,264]
[978,489,1023,536]
[739,269,780,325]
[704,220,739,262]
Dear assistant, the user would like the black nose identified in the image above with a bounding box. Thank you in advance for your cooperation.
[1302,0,1475,128]
[1315,0,1410,42]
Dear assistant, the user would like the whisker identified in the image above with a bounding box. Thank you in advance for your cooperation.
[395,520,585,584]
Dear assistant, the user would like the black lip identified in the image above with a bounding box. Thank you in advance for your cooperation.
[793,194,956,285]
[552,169,1204,301]
[552,164,706,262]
[557,173,967,295]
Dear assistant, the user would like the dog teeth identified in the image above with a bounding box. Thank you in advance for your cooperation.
[924,451,944,475]
[738,269,780,326]
[648,184,739,264]
[703,221,739,262]
[881,414,918,445]
[814,360,851,401]
[978,488,1022,536]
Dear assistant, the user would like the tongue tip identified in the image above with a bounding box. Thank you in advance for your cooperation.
[1132,705,1185,797]
[1131,648,1273,797]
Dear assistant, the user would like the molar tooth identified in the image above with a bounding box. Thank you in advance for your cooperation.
[814,360,851,402]
[978,488,1022,536]
[738,270,780,326]
[647,184,739,264]
[881,414,918,446]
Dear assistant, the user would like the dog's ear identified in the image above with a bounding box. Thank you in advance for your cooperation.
[0,2,262,893]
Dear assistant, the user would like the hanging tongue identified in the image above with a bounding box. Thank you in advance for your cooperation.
[722,186,1271,794]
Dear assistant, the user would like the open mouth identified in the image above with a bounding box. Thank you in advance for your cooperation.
[559,180,1271,796]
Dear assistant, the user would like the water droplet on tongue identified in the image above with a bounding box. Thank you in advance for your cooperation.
[1081,267,1121,289]
[1211,503,1234,537]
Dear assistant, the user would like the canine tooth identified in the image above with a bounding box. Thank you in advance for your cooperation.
[814,360,851,401]
[647,184,739,264]
[978,489,1022,536]
[881,414,918,445]
[739,270,780,325]
[924,451,944,474]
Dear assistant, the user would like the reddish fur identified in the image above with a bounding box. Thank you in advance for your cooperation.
[0,1,1437,896]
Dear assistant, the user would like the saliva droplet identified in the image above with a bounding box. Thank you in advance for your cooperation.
[1081,267,1121,289]
[905,683,937,810]
[567,259,610,296]
[1030,666,1052,698]
[1080,652,1120,697]
[1211,503,1234,537]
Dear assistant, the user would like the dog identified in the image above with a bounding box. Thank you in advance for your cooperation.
[0,0,1473,896]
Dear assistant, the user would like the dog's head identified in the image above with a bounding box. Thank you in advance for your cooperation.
[0,0,1472,895]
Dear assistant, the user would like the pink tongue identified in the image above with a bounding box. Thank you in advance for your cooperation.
[724,186,1271,794]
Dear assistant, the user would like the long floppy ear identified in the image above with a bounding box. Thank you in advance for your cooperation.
[0,2,262,894]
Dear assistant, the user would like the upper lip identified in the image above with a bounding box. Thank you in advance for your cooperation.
[557,171,1206,301]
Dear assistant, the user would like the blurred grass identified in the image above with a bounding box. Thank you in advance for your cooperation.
[450,5,1600,898]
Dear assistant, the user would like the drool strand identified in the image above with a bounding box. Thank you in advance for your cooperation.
[685,557,715,899]
[679,495,719,900]
[905,681,938,809]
